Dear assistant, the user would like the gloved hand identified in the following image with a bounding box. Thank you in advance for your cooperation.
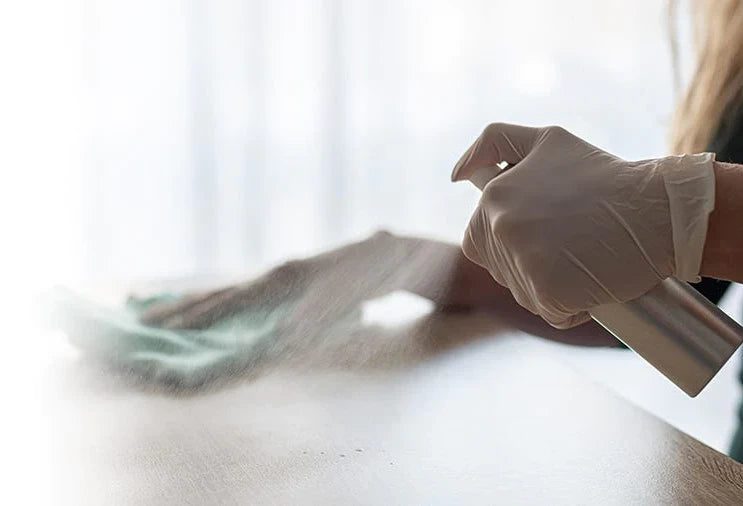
[452,123,715,328]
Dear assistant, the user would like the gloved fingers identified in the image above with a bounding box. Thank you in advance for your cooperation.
[481,268,588,330]
[461,207,486,268]
[539,309,592,329]
[451,123,541,183]
[461,205,508,288]
[462,206,592,329]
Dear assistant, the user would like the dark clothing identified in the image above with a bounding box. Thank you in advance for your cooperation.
[691,278,732,307]
[691,109,740,461]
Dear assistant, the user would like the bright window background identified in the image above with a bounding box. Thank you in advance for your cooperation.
[80,0,687,280]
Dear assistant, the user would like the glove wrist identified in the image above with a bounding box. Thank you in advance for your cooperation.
[660,153,716,282]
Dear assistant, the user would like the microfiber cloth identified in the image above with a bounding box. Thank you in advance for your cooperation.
[43,287,355,389]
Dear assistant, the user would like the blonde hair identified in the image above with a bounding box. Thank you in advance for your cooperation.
[670,0,743,154]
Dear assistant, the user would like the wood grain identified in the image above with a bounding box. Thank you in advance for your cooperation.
[49,304,743,505]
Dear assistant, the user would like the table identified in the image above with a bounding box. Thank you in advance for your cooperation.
[49,297,743,505]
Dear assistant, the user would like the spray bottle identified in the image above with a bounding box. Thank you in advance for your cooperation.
[464,164,743,397]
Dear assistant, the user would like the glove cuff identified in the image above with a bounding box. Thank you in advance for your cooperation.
[661,153,716,282]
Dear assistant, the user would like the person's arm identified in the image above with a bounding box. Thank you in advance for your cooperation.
[700,161,743,282]
[141,232,618,346]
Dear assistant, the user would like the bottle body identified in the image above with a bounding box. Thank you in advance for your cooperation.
[590,277,743,397]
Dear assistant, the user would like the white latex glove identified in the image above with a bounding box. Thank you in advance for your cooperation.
[452,123,715,328]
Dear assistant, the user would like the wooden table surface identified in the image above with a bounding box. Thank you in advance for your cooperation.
[48,295,743,505]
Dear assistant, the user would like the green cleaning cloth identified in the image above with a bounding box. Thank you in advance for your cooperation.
[43,286,354,389]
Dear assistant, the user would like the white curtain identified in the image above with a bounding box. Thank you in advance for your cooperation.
[82,0,684,281]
